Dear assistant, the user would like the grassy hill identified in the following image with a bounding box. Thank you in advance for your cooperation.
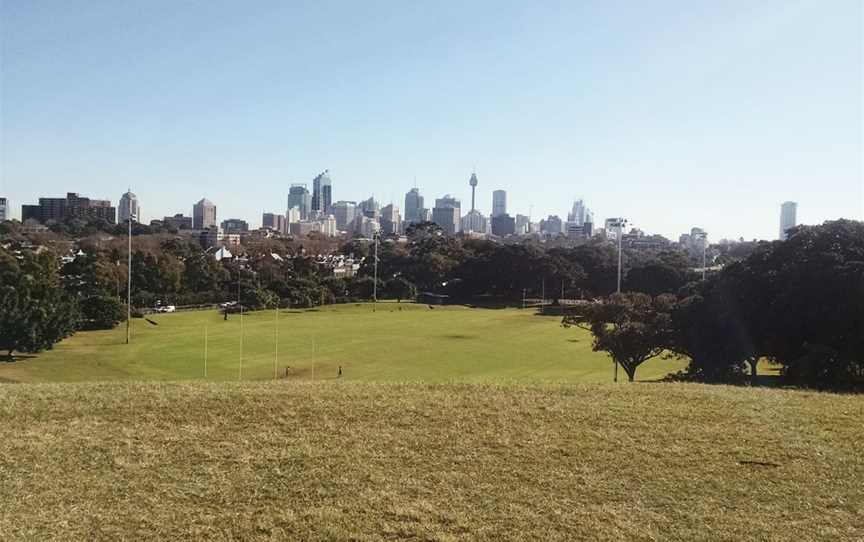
[0,380,861,540]
[0,303,688,383]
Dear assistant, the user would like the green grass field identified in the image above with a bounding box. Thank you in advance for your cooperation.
[0,303,688,383]
[1,381,861,541]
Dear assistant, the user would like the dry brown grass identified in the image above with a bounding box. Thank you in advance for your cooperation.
[1,381,862,541]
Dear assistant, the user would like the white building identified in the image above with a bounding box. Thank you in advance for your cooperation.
[780,201,797,240]
[119,190,140,223]
[461,209,488,234]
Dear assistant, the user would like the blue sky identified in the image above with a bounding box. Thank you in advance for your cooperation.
[1,0,861,240]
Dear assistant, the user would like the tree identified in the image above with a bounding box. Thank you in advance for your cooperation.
[563,292,674,382]
[79,295,127,330]
[386,276,417,302]
[624,261,686,296]
[0,249,79,360]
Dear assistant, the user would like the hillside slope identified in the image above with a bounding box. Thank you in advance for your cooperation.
[0,381,861,541]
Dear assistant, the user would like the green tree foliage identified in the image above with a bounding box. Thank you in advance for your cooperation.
[79,295,127,330]
[385,276,417,302]
[625,261,686,296]
[0,248,79,359]
[563,293,674,382]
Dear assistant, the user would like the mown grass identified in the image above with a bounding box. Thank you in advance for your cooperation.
[0,303,689,383]
[0,381,861,541]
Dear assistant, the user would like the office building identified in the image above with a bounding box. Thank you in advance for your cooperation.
[567,199,587,226]
[491,214,516,236]
[461,210,487,234]
[404,187,424,223]
[359,196,379,219]
[312,170,333,213]
[221,219,249,234]
[515,214,530,234]
[0,197,7,221]
[380,203,402,235]
[288,184,312,219]
[780,201,797,240]
[540,215,563,235]
[432,195,461,234]
[21,192,116,224]
[119,190,140,223]
[492,190,506,217]
[332,201,357,231]
[262,212,287,234]
[193,198,217,229]
[163,214,193,230]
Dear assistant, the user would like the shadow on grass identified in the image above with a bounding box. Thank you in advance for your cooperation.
[442,334,476,340]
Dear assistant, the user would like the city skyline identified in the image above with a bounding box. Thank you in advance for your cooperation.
[1,2,861,240]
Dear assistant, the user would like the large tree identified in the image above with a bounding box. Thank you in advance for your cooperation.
[563,292,674,382]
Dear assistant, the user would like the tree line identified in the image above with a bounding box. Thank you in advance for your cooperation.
[566,220,864,390]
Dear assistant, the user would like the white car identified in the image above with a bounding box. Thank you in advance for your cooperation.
[156,305,176,313]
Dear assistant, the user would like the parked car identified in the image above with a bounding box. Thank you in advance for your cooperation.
[155,305,176,313]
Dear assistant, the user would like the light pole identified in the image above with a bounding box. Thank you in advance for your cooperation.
[372,230,379,302]
[126,198,133,345]
[697,231,708,281]
[616,218,627,294]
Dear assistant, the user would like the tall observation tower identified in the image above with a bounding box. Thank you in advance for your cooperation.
[469,172,478,211]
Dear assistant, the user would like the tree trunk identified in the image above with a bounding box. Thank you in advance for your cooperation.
[623,363,636,382]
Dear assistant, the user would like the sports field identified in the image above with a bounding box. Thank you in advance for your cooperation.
[1,303,687,383]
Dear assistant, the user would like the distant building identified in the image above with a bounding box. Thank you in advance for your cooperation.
[332,201,357,231]
[492,190,507,217]
[119,190,140,223]
[461,210,487,234]
[0,197,7,221]
[163,213,193,230]
[432,195,461,234]
[491,214,516,236]
[312,170,333,214]
[21,192,116,224]
[221,218,249,234]
[540,215,563,235]
[404,188,424,224]
[262,212,286,234]
[604,218,622,240]
[359,196,379,219]
[193,198,217,229]
[380,203,401,235]
[780,201,797,240]
[419,208,432,222]
[288,184,312,219]
[567,199,587,226]
[515,214,530,234]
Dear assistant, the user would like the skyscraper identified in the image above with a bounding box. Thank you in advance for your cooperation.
[404,187,424,223]
[359,196,379,219]
[312,170,332,213]
[288,184,312,219]
[262,212,287,234]
[432,195,461,234]
[492,190,506,217]
[380,203,402,235]
[331,201,357,231]
[0,197,7,221]
[119,190,140,223]
[780,201,797,240]
[567,199,586,226]
[193,198,217,229]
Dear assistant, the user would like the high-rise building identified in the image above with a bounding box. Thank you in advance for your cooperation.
[780,201,797,240]
[221,219,249,234]
[461,210,487,234]
[404,188,424,223]
[193,198,217,229]
[0,197,7,221]
[515,214,530,234]
[540,215,563,235]
[432,195,461,234]
[21,192,116,224]
[331,201,357,231]
[492,190,507,217]
[359,196,379,219]
[312,170,333,213]
[288,184,312,219]
[567,199,586,226]
[286,206,301,227]
[119,190,140,223]
[491,214,516,236]
[380,203,402,235]
[262,212,287,234]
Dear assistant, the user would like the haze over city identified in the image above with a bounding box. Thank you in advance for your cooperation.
[2,1,862,240]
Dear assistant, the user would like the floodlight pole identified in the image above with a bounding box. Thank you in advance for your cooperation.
[614,218,627,383]
[126,200,132,345]
[373,231,379,302]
